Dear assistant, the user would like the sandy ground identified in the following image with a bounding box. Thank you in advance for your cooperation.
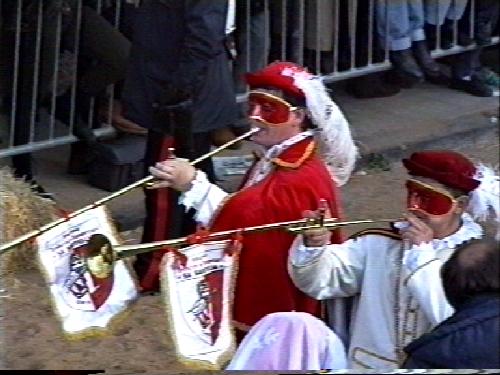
[1,130,498,373]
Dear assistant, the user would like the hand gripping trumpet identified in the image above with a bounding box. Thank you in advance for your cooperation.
[0,128,260,255]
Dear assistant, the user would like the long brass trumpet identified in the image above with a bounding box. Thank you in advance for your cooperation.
[84,216,402,278]
[0,128,260,255]
[112,216,400,260]
[82,215,401,280]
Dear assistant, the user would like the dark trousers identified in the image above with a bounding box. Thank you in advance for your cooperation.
[133,129,216,292]
[452,48,483,79]
[452,0,499,79]
[6,3,130,180]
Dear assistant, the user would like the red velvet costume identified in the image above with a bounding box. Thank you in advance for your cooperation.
[210,137,344,331]
[141,61,358,339]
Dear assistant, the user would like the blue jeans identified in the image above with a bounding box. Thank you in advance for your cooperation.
[424,0,469,26]
[376,0,426,51]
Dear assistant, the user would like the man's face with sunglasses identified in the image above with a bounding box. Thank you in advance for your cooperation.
[247,90,305,147]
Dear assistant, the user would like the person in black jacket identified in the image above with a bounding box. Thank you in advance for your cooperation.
[404,237,500,369]
[121,0,239,293]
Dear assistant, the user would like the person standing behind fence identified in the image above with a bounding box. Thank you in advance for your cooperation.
[404,237,500,369]
[0,0,133,192]
[121,0,239,293]
[375,0,444,85]
[447,0,498,97]
[423,0,470,50]
[422,0,498,97]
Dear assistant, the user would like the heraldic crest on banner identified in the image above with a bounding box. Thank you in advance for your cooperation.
[36,206,138,337]
[161,240,239,369]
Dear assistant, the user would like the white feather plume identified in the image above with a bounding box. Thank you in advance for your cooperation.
[281,67,358,186]
[467,164,500,239]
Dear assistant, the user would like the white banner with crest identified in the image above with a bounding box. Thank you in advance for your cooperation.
[160,240,238,369]
[36,206,138,336]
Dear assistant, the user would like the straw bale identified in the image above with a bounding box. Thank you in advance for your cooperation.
[0,168,57,276]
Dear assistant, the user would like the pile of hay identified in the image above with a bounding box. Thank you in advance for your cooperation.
[0,168,58,276]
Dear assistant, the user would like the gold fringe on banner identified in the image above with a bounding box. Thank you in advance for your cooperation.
[160,242,240,370]
[33,205,140,341]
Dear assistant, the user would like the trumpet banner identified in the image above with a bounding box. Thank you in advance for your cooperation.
[160,240,238,369]
[36,206,138,336]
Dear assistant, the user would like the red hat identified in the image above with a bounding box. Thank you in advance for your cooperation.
[246,61,358,187]
[402,151,480,193]
[245,62,308,99]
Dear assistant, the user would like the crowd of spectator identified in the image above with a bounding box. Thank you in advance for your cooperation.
[0,1,498,184]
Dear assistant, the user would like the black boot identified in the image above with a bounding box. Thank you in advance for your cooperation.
[450,76,494,97]
[413,41,440,73]
[390,49,424,83]
[412,40,449,84]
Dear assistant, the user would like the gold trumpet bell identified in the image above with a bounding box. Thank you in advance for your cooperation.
[83,234,117,279]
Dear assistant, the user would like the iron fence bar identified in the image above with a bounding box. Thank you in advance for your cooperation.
[88,0,104,129]
[233,35,497,103]
[29,0,43,144]
[367,0,374,65]
[88,95,96,128]
[281,0,287,60]
[436,3,441,51]
[469,0,475,40]
[452,0,458,47]
[106,0,123,128]
[321,37,499,84]
[315,0,321,74]
[333,0,340,73]
[384,0,389,62]
[68,0,82,136]
[297,0,305,65]
[245,0,250,81]
[264,0,270,67]
[8,0,23,148]
[0,128,116,158]
[349,0,357,70]
[49,10,63,140]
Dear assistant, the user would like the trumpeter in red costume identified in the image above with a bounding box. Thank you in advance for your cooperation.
[148,62,358,339]
[289,150,499,369]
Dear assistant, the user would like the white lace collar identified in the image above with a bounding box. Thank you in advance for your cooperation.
[431,213,483,250]
[264,130,315,160]
[245,130,314,187]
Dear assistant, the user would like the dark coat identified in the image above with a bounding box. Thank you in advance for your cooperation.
[404,294,500,369]
[122,0,238,133]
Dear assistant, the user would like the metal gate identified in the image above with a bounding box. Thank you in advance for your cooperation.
[0,0,498,159]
